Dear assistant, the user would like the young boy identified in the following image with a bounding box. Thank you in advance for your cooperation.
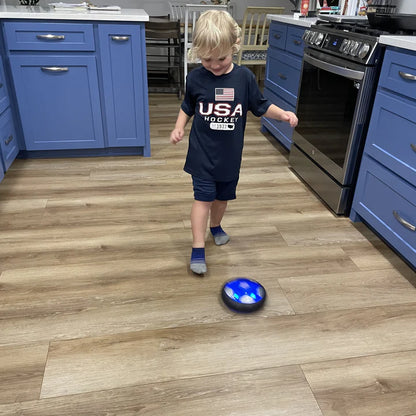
[170,10,298,275]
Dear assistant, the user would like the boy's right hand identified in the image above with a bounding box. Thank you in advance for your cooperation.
[170,127,184,144]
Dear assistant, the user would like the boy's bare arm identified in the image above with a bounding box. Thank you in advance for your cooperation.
[263,104,298,128]
[170,109,191,144]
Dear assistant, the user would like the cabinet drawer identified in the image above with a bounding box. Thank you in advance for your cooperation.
[268,21,287,50]
[364,90,416,187]
[265,47,302,107]
[285,25,306,57]
[379,48,416,101]
[3,22,95,51]
[353,155,416,268]
[262,87,295,150]
[0,108,19,171]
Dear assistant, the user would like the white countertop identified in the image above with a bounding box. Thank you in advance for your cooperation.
[379,35,416,52]
[267,14,318,28]
[0,4,149,21]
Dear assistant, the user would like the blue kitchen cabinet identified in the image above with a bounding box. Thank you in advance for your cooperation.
[351,47,416,269]
[5,22,103,151]
[0,55,18,178]
[261,21,306,150]
[0,56,10,114]
[0,156,4,182]
[9,54,104,151]
[3,21,150,156]
[0,108,19,170]
[98,24,150,154]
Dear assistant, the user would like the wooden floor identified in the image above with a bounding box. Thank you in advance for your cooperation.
[0,94,415,416]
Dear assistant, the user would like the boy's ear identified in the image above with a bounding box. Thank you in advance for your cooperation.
[236,37,241,45]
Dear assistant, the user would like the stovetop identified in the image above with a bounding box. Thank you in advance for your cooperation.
[303,15,416,65]
[316,19,416,37]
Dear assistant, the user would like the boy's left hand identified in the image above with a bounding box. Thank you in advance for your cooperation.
[283,111,298,128]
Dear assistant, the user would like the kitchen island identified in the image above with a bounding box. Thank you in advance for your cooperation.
[0,4,150,174]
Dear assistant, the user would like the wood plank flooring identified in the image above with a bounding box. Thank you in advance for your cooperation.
[0,94,415,415]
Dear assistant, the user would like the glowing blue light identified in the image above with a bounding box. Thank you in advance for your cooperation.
[224,278,264,304]
[222,278,267,312]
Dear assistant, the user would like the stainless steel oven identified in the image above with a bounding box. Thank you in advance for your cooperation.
[289,20,384,215]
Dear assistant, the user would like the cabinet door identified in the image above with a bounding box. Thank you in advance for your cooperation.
[98,24,150,154]
[0,57,10,115]
[9,55,104,151]
[0,155,4,181]
[0,109,19,171]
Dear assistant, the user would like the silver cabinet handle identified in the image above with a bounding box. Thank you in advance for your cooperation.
[411,143,416,153]
[278,73,287,80]
[41,67,69,72]
[293,40,302,45]
[273,34,281,40]
[399,71,416,81]
[111,36,130,42]
[393,210,416,232]
[36,34,65,41]
[4,135,13,145]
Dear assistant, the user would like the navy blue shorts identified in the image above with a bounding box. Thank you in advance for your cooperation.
[192,176,238,202]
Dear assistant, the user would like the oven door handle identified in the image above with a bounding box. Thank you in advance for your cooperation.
[304,53,364,81]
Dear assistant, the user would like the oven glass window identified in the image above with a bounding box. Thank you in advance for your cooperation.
[295,60,359,169]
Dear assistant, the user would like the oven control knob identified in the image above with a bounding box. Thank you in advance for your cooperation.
[340,39,349,53]
[308,31,317,44]
[303,30,311,42]
[350,41,361,56]
[341,39,351,55]
[358,43,371,59]
[314,32,324,46]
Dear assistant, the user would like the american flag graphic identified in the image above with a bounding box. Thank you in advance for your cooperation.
[215,88,234,101]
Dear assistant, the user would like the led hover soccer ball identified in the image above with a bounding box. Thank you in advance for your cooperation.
[221,278,267,312]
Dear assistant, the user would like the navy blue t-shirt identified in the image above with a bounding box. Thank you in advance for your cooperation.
[181,64,271,181]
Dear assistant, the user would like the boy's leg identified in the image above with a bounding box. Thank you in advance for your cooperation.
[190,200,211,275]
[191,200,211,248]
[210,200,230,246]
[210,199,228,228]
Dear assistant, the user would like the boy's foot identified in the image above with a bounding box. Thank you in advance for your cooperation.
[210,225,230,246]
[190,247,207,275]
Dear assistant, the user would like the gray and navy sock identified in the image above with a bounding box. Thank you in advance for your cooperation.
[190,247,207,275]
[210,225,230,246]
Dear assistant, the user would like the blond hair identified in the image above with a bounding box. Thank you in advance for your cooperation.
[189,10,241,61]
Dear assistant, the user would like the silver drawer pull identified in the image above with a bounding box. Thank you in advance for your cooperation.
[399,71,416,81]
[36,34,65,41]
[411,143,416,153]
[293,40,302,45]
[4,135,13,145]
[273,34,281,40]
[111,36,130,42]
[278,73,287,80]
[393,210,416,232]
[41,67,69,72]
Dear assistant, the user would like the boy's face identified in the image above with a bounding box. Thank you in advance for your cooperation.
[200,50,233,77]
